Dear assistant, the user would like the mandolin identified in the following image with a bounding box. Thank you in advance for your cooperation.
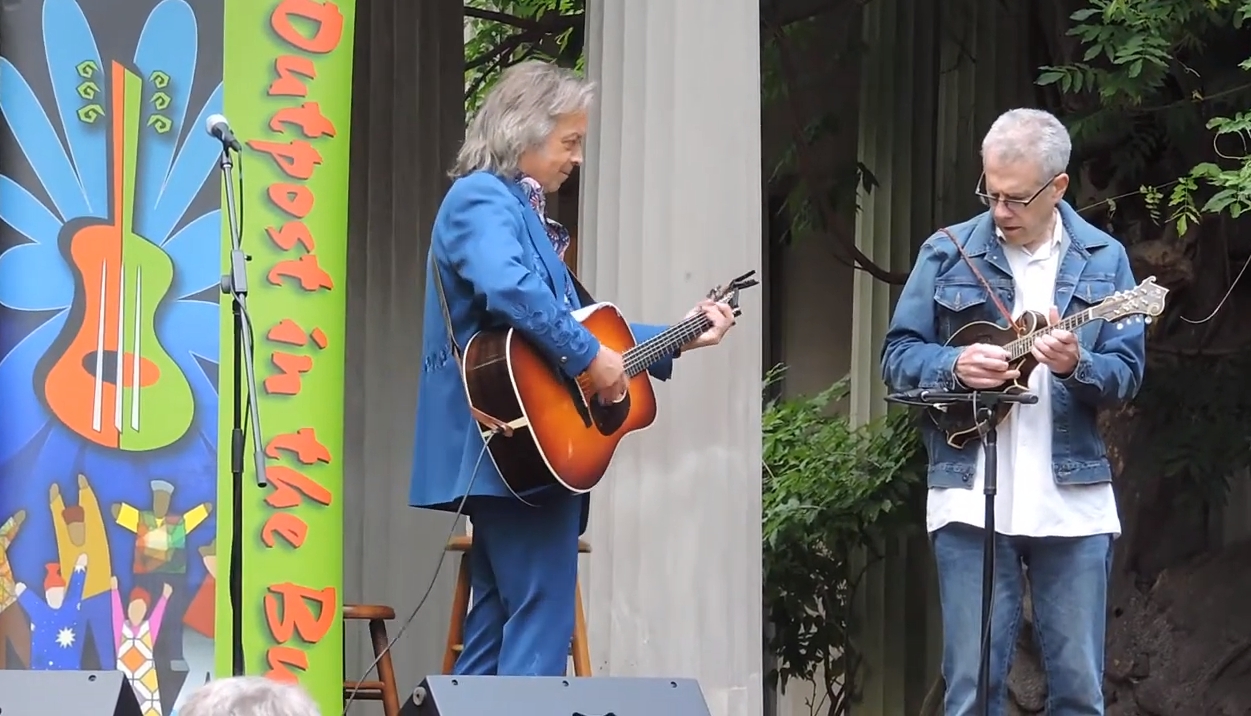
[461,271,759,505]
[35,62,194,452]
[930,276,1168,449]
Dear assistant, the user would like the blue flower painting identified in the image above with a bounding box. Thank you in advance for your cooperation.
[0,0,223,713]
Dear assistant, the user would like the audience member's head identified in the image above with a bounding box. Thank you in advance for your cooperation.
[179,676,321,716]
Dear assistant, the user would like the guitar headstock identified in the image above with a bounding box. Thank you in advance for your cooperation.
[706,270,760,315]
[1090,276,1169,325]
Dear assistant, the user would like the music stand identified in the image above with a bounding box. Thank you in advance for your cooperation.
[886,388,1037,716]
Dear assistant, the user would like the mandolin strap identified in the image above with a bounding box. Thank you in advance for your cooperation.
[939,227,1022,336]
[430,257,515,437]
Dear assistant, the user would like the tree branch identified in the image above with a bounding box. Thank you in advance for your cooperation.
[760,0,853,29]
[467,30,527,72]
[465,7,534,29]
[464,8,584,75]
[466,42,519,101]
[464,6,581,33]
[765,20,910,285]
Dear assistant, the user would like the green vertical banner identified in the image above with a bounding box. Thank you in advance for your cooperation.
[219,0,355,712]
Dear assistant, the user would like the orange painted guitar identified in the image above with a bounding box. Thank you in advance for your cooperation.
[462,271,758,505]
[35,62,194,452]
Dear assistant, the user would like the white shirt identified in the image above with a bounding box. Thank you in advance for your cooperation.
[926,212,1121,538]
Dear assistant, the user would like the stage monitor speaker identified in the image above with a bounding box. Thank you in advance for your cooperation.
[0,669,142,716]
[401,675,712,716]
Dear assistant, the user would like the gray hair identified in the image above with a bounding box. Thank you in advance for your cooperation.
[179,677,321,716]
[980,108,1072,179]
[451,60,596,178]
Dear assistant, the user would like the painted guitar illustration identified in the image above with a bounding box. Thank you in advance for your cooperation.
[929,276,1168,449]
[36,61,194,452]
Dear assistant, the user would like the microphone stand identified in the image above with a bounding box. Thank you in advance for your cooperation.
[885,388,1038,716]
[215,141,270,677]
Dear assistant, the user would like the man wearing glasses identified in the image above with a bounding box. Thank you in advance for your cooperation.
[880,108,1146,715]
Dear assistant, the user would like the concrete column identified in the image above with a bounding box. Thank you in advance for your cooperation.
[580,2,764,715]
[342,0,465,695]
[847,0,941,713]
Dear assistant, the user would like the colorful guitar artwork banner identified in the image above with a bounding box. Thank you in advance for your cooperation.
[0,1,354,714]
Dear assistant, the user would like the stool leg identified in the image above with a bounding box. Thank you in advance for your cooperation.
[368,619,401,716]
[442,552,472,674]
[571,578,591,677]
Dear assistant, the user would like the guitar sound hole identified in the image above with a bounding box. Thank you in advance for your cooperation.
[588,395,630,436]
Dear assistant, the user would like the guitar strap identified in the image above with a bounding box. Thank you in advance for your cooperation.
[939,227,1022,336]
[429,259,598,437]
[429,259,515,437]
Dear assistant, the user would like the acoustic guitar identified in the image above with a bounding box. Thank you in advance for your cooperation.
[930,275,1168,449]
[35,62,194,452]
[462,271,759,505]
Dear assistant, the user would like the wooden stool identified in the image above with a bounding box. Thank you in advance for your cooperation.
[343,603,400,716]
[442,535,592,676]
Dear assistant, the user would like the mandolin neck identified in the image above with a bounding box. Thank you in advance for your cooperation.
[1005,309,1097,360]
[623,314,710,376]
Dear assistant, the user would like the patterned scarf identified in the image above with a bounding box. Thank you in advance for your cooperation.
[516,174,575,306]
[516,175,572,259]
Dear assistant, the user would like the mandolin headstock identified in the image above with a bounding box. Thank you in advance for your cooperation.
[705,270,760,316]
[1090,276,1169,325]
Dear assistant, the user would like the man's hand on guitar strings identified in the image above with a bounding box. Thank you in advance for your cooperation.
[681,299,736,351]
[954,343,1019,389]
[587,345,628,404]
[1032,306,1079,375]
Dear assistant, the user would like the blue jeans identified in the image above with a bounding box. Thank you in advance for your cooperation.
[933,523,1114,716]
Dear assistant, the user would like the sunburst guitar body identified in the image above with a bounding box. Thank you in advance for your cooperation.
[461,271,758,505]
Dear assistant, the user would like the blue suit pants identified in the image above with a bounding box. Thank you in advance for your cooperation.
[454,492,582,676]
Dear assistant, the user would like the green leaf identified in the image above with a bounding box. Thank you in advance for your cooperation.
[761,370,924,693]
[1037,70,1066,86]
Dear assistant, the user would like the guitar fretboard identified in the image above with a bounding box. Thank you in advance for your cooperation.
[623,313,712,376]
[1004,309,1096,360]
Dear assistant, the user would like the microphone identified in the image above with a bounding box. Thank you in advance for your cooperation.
[205,113,243,152]
[890,388,933,401]
[884,388,942,409]
[884,387,1040,408]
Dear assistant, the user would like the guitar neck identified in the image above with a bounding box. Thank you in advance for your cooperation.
[1004,309,1096,360]
[623,314,710,376]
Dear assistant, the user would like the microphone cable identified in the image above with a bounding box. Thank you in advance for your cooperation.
[341,428,500,714]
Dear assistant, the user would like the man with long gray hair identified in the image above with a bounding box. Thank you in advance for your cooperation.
[178,677,320,716]
[408,60,737,677]
[881,108,1146,715]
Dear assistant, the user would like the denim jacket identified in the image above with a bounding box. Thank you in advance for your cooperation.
[880,201,1146,489]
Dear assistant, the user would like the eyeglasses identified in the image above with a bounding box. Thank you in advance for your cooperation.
[974,172,1059,210]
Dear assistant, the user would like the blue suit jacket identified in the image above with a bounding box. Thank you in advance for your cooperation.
[409,171,675,517]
